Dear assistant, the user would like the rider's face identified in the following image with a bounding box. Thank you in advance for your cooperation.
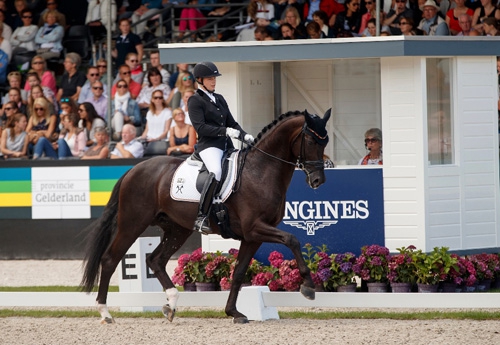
[203,76,216,92]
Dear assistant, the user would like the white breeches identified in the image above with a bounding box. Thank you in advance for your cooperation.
[199,147,223,181]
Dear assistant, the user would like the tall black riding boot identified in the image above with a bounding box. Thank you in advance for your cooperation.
[193,173,219,235]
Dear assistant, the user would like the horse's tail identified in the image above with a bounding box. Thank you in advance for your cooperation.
[80,172,127,293]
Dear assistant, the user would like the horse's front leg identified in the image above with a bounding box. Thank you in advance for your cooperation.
[225,240,261,324]
[247,224,315,300]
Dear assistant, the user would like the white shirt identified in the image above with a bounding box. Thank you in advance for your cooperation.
[145,108,172,139]
[111,138,144,158]
[10,25,37,51]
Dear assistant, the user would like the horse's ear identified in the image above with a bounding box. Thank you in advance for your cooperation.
[304,109,310,117]
[323,108,331,124]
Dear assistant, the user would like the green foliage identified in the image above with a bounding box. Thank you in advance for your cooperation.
[412,247,458,285]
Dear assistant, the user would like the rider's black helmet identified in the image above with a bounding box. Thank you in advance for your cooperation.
[193,62,222,79]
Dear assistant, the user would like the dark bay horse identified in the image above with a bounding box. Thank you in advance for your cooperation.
[80,109,331,324]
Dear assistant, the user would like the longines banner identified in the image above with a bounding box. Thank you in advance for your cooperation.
[254,168,385,259]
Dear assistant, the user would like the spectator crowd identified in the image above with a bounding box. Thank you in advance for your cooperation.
[0,0,499,160]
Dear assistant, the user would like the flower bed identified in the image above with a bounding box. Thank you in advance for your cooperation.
[172,246,500,293]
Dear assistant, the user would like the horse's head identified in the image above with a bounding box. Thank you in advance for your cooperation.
[296,109,331,189]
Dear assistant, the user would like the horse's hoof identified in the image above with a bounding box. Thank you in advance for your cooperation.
[232,317,249,324]
[300,284,316,300]
[100,317,115,324]
[162,304,176,322]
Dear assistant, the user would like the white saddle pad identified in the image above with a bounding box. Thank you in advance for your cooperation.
[170,151,240,203]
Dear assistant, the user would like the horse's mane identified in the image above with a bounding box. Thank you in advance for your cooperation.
[254,111,304,144]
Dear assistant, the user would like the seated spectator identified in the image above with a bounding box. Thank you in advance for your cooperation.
[4,87,27,115]
[167,108,196,156]
[361,17,391,36]
[254,25,273,40]
[111,79,141,140]
[359,127,382,165]
[446,0,474,35]
[279,23,296,39]
[332,0,362,37]
[26,97,57,150]
[131,0,163,38]
[81,126,109,159]
[456,13,480,35]
[58,97,78,128]
[25,71,56,110]
[78,102,106,146]
[400,16,417,35]
[472,0,500,33]
[56,52,86,103]
[283,6,307,39]
[137,67,171,111]
[116,0,142,20]
[2,71,27,103]
[247,0,274,23]
[8,0,26,32]
[96,58,109,84]
[125,52,144,85]
[359,0,376,33]
[166,71,193,109]
[180,88,195,125]
[10,8,36,54]
[417,0,450,35]
[35,9,64,60]
[142,50,170,87]
[85,0,117,41]
[78,66,108,104]
[110,123,144,158]
[306,21,326,38]
[312,10,331,38]
[38,0,66,28]
[27,85,55,118]
[482,17,500,35]
[0,101,19,129]
[0,8,13,40]
[384,0,413,35]
[169,63,191,90]
[1,112,28,159]
[33,113,86,159]
[112,18,143,67]
[0,23,12,61]
[85,80,107,121]
[111,65,141,99]
[24,55,57,94]
[178,0,207,41]
[140,89,172,142]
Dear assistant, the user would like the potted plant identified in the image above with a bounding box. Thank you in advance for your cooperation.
[353,244,391,292]
[252,250,303,291]
[413,247,458,292]
[468,254,496,291]
[387,245,417,292]
[220,248,264,291]
[303,244,333,291]
[330,252,357,292]
[172,252,197,291]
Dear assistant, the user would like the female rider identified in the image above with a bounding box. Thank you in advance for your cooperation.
[188,61,254,234]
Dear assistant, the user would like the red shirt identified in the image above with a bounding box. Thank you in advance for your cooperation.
[111,79,141,99]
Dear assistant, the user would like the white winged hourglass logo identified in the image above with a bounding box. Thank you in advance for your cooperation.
[283,220,338,235]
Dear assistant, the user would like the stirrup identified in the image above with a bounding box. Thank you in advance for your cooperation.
[193,216,213,235]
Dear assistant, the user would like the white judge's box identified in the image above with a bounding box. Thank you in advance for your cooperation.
[118,236,163,312]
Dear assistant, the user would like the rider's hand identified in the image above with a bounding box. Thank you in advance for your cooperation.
[244,134,254,144]
[226,128,240,139]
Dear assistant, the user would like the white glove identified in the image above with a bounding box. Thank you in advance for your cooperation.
[226,128,240,139]
[244,134,254,143]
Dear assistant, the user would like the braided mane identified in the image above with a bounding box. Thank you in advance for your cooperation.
[254,111,303,144]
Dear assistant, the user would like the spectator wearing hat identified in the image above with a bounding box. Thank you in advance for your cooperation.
[417,0,450,35]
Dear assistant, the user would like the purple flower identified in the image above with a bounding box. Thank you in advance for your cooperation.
[340,262,353,274]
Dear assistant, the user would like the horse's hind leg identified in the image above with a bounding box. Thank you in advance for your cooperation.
[146,222,193,322]
[97,217,154,324]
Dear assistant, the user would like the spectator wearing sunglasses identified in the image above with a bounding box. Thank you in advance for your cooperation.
[359,128,382,165]
[85,80,108,121]
[24,55,57,94]
[166,71,195,110]
[124,52,143,84]
[78,66,107,104]
[384,0,413,35]
[10,8,36,54]
[111,79,140,140]
[137,67,171,111]
[111,64,141,99]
